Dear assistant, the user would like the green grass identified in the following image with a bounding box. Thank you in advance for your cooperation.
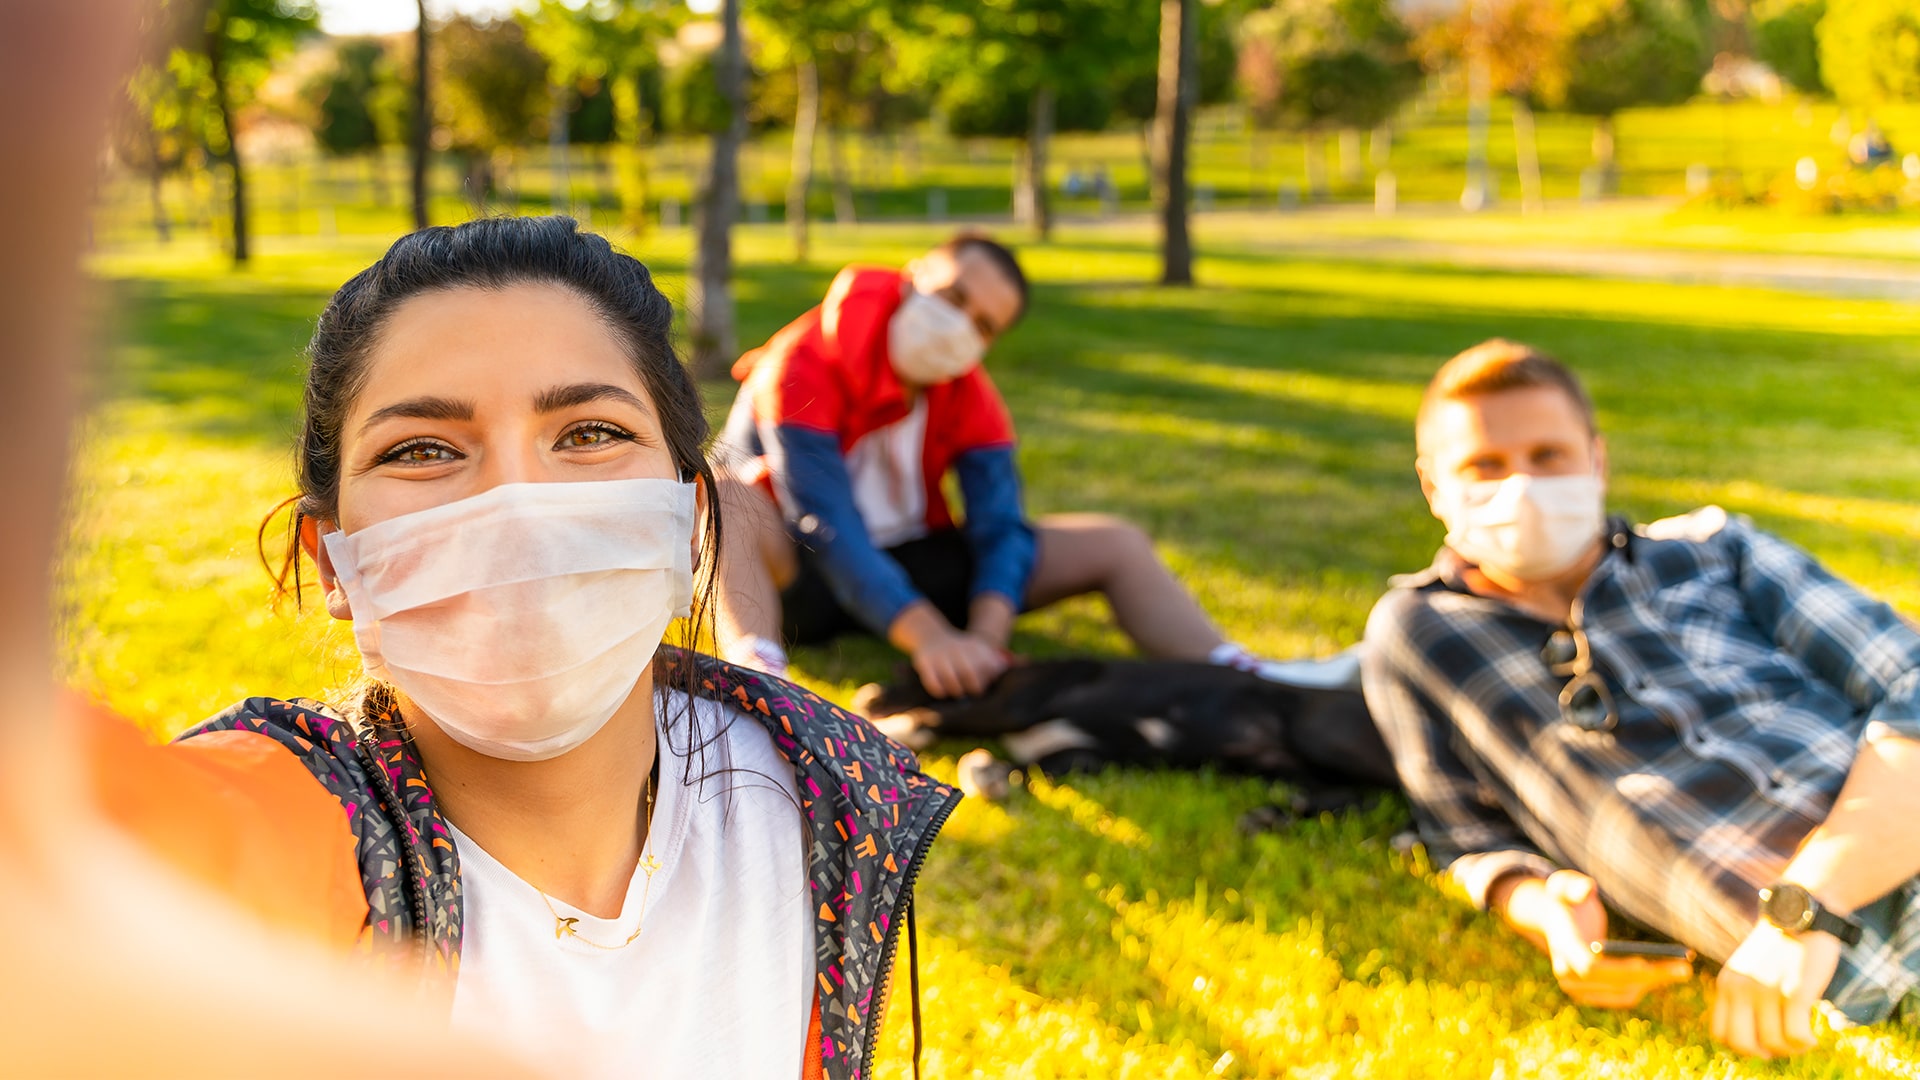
[64,217,1920,1077]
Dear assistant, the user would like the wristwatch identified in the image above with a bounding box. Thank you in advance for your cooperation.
[1758,882,1864,946]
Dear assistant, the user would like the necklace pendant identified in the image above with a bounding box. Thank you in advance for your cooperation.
[640,854,662,877]
[555,916,580,940]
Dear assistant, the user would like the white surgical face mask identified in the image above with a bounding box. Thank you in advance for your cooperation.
[1433,471,1606,581]
[322,477,696,762]
[888,288,986,386]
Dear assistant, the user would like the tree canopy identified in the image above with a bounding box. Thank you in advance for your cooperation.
[1818,0,1920,109]
[1235,0,1422,132]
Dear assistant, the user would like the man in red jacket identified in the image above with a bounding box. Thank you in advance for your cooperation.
[711,234,1312,698]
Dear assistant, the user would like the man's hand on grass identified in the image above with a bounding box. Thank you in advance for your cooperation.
[1708,921,1842,1059]
[1499,870,1693,1009]
[910,629,1008,699]
[889,601,1010,698]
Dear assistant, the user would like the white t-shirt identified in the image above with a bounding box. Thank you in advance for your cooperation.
[448,690,814,1078]
[843,395,930,549]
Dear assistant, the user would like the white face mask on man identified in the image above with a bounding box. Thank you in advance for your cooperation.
[321,477,695,762]
[888,288,986,386]
[1432,471,1607,581]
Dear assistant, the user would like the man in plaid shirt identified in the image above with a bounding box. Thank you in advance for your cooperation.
[1362,340,1920,1058]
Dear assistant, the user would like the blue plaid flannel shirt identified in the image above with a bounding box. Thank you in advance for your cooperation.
[1362,506,1920,1024]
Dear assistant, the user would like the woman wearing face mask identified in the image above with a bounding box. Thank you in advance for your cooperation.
[175,216,959,1080]
[709,233,1307,701]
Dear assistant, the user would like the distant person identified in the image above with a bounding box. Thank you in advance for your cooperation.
[1849,124,1895,169]
[166,216,955,1080]
[712,233,1331,697]
[1363,340,1920,1058]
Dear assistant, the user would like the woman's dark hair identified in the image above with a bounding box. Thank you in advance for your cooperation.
[261,215,725,759]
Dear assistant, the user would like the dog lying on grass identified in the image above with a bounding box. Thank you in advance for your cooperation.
[853,656,1402,828]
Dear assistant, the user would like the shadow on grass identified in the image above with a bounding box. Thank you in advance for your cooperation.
[97,277,331,443]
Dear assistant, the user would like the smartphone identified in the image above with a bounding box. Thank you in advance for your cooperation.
[1591,939,1695,962]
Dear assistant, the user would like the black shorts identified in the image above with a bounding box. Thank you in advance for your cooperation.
[781,529,974,645]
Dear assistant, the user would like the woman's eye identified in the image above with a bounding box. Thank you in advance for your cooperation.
[377,439,460,466]
[559,422,636,450]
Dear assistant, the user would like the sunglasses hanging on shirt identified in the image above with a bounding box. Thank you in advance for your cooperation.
[1541,603,1618,733]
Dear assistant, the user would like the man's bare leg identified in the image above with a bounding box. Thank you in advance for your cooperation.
[708,474,799,670]
[1025,513,1226,660]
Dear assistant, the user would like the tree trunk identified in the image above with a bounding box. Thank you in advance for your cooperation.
[1153,0,1195,286]
[1302,130,1328,200]
[1592,115,1618,195]
[611,72,650,234]
[549,87,571,213]
[787,57,818,262]
[827,124,855,224]
[1461,40,1491,211]
[1511,94,1543,215]
[1369,124,1391,170]
[411,0,430,229]
[205,23,248,264]
[1337,127,1362,186]
[1016,85,1055,241]
[369,150,390,206]
[1141,122,1158,202]
[1249,126,1267,205]
[145,126,171,244]
[689,0,745,381]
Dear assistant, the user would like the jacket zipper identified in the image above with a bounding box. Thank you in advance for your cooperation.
[857,787,963,1076]
[354,730,438,977]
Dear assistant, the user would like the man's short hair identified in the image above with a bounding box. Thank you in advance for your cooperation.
[1415,339,1598,451]
[936,232,1029,322]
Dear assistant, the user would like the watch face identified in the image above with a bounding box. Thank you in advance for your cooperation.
[1761,885,1815,932]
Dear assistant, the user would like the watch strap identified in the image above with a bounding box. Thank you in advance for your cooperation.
[1809,904,1865,946]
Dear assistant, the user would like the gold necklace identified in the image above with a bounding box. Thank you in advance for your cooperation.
[537,774,661,951]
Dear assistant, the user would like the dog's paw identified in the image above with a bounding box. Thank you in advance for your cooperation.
[868,713,937,751]
[957,748,1017,802]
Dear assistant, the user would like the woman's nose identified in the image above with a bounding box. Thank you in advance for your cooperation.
[475,433,562,489]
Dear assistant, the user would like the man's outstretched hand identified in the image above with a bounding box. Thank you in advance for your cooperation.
[889,600,1011,698]
[1709,921,1842,1059]
[1498,869,1693,1009]
[911,630,1008,699]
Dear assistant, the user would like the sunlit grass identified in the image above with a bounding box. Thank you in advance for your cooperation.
[64,221,1920,1076]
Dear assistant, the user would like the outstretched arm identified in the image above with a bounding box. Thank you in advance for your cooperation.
[1711,733,1920,1058]
[1705,515,1920,1056]
[952,446,1035,650]
[774,425,1007,697]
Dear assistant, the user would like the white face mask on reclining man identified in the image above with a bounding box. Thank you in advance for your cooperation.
[1432,471,1606,581]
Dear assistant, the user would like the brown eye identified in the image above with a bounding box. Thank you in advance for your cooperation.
[377,438,460,466]
[557,421,635,451]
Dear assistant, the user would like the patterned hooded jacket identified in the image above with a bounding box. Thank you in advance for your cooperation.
[177,649,961,1080]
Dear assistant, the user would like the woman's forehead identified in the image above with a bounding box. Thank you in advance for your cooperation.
[352,283,652,416]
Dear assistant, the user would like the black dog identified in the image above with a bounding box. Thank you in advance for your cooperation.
[855,658,1402,822]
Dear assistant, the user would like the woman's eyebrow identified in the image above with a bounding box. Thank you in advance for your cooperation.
[534,382,654,417]
[358,395,473,436]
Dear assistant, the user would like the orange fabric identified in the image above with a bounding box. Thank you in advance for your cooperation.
[803,991,825,1080]
[74,698,368,950]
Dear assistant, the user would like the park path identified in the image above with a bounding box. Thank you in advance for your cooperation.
[1224,232,1920,302]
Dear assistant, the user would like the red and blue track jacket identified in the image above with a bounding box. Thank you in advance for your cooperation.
[720,265,1036,634]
